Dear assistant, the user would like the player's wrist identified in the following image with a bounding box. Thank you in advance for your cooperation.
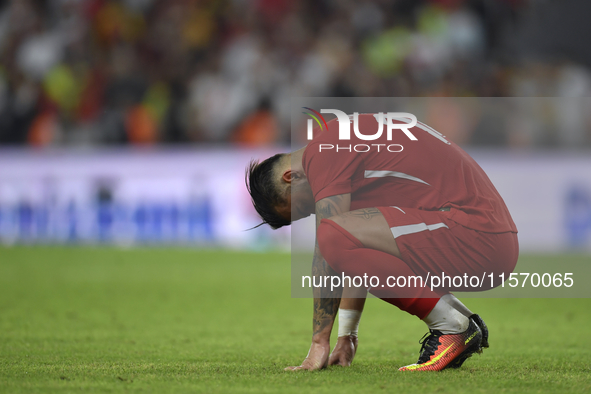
[338,309,362,338]
[311,332,331,345]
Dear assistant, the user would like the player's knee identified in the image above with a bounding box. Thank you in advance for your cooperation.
[317,219,358,271]
[317,219,340,262]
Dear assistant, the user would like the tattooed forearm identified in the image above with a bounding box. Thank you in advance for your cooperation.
[312,243,341,335]
[341,207,381,220]
[311,194,350,338]
[313,297,341,334]
[314,194,348,226]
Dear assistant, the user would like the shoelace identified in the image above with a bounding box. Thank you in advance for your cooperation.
[417,331,442,363]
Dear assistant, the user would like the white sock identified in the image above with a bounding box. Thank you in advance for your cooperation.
[423,298,469,334]
[441,294,473,318]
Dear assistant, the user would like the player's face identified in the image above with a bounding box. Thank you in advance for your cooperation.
[288,179,315,221]
[276,180,314,223]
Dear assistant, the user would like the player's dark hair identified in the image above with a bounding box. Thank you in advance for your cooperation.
[245,154,291,229]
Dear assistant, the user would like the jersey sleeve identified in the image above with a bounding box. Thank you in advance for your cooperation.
[303,142,363,202]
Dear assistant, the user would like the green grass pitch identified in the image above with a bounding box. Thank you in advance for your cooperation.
[0,247,590,393]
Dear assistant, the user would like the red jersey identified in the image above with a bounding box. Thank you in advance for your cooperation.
[302,113,517,234]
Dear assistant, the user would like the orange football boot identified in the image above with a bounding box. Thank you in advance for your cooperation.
[399,318,482,371]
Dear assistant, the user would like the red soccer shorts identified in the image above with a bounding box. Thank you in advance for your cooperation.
[377,206,519,292]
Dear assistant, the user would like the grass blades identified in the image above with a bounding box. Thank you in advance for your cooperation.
[0,247,590,393]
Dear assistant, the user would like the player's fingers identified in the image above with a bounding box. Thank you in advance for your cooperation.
[284,365,309,371]
[328,354,349,367]
[328,354,338,365]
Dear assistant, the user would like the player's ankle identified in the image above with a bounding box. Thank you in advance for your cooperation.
[422,298,469,334]
[441,294,474,318]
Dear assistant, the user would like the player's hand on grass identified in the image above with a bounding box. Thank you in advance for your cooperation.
[328,335,358,367]
[284,341,330,371]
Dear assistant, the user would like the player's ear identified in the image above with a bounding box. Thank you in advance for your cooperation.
[282,169,293,183]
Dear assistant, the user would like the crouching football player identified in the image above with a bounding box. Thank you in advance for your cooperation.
[246,113,518,371]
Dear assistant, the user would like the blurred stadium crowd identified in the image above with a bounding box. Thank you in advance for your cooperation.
[1,0,591,148]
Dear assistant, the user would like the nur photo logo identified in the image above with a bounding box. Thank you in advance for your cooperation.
[302,109,419,142]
